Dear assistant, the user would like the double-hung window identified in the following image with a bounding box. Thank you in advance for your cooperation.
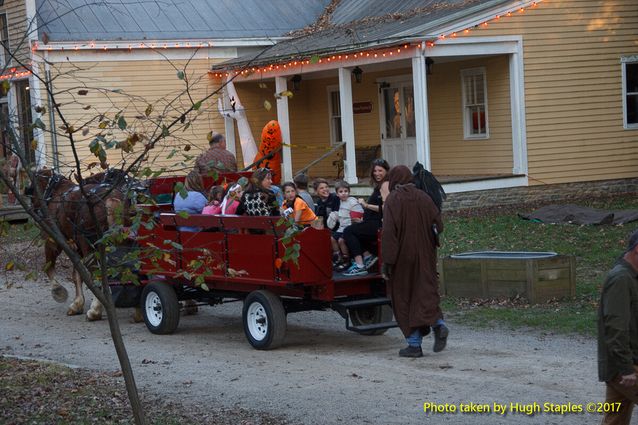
[461,67,489,139]
[328,89,342,146]
[0,14,8,69]
[623,57,638,129]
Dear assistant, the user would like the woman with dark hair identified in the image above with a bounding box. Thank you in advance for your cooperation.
[381,165,448,358]
[342,158,389,276]
[236,168,280,216]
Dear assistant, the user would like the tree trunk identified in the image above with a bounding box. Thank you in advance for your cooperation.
[103,291,147,425]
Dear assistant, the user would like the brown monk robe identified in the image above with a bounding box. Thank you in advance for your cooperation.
[381,165,447,357]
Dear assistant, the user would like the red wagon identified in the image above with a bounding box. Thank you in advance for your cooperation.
[112,174,396,349]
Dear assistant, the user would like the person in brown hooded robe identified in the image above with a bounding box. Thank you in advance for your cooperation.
[381,165,448,358]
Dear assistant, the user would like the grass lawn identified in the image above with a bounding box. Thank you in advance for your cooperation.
[439,195,638,336]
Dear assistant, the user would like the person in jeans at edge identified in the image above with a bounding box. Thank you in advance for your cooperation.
[342,158,389,276]
[381,165,448,358]
[598,229,638,425]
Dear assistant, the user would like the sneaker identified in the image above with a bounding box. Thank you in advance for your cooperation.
[363,255,378,271]
[433,324,449,353]
[399,345,423,358]
[343,263,367,276]
[334,260,350,273]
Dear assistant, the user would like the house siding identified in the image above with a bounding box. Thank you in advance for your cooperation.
[455,0,638,185]
[41,58,226,173]
[4,0,31,69]
[428,55,513,176]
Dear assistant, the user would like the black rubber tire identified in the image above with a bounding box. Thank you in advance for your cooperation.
[242,290,287,350]
[141,282,180,335]
[350,304,394,336]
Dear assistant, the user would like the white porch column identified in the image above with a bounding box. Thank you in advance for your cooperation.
[412,54,431,170]
[275,76,293,182]
[338,67,358,184]
[509,50,528,175]
[26,0,45,168]
[221,79,236,158]
[29,62,46,169]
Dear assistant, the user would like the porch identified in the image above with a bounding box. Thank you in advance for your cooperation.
[215,35,528,194]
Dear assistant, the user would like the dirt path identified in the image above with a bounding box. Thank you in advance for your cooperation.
[0,272,608,425]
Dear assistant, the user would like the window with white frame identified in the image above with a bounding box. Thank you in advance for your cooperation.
[461,67,489,139]
[623,58,638,128]
[0,14,8,68]
[328,89,343,146]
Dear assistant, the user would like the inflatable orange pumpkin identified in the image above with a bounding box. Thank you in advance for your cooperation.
[253,120,283,184]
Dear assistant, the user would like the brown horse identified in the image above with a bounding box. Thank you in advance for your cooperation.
[29,169,127,320]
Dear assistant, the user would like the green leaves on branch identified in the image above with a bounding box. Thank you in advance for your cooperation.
[279,222,302,266]
[89,136,107,166]
[177,70,185,80]
[117,115,127,130]
[173,182,188,200]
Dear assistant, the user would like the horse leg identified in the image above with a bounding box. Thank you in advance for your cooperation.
[45,241,68,303]
[132,307,144,323]
[86,296,103,321]
[66,269,85,316]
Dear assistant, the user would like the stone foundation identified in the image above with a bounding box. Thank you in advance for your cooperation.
[443,178,638,211]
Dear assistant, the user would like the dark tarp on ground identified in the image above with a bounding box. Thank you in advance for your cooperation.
[519,204,638,225]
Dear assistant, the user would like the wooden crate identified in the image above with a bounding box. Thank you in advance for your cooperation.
[440,252,576,304]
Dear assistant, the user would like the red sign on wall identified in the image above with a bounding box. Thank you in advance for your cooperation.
[353,101,373,114]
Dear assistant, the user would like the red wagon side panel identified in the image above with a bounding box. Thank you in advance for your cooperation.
[285,228,332,284]
[137,214,180,275]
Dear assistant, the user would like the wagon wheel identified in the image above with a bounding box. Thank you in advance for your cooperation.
[350,305,394,336]
[242,290,287,350]
[141,282,180,335]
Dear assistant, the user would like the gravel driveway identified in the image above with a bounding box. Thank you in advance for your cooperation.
[0,268,610,425]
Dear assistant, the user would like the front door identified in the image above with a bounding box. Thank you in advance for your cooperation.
[380,83,416,167]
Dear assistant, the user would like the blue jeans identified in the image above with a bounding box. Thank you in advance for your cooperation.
[406,330,422,347]
[406,319,446,347]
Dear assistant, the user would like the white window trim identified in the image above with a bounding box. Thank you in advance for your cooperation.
[461,67,489,140]
[622,57,638,130]
[326,84,342,146]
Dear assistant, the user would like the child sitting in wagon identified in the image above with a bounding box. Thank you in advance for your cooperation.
[202,185,224,215]
[327,180,364,271]
[218,183,243,215]
[281,182,317,226]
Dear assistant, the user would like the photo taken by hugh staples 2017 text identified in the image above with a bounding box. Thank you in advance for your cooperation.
[423,401,621,416]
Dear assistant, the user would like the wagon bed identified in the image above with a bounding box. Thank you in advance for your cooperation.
[115,204,396,349]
